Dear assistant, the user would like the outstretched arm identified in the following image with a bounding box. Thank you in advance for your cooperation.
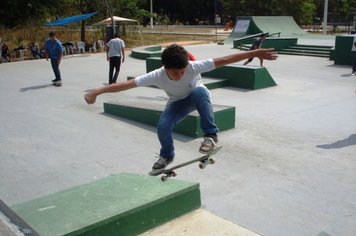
[84,79,137,104]
[213,48,277,68]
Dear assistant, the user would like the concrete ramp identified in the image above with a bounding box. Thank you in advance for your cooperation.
[250,16,307,37]
[225,16,306,44]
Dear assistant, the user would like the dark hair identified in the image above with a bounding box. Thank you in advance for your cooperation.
[161,44,189,69]
[49,31,56,37]
[114,32,120,38]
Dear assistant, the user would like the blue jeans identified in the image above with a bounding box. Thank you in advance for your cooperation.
[50,59,61,80]
[157,86,219,158]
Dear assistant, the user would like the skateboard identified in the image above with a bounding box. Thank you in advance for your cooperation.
[52,81,62,87]
[150,146,222,181]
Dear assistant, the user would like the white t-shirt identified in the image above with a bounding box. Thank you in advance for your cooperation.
[107,38,125,57]
[352,35,356,52]
[135,59,215,103]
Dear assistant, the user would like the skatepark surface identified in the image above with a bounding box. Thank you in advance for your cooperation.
[0,42,355,235]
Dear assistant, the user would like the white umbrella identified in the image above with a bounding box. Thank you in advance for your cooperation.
[94,16,138,25]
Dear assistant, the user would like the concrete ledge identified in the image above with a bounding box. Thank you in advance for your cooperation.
[104,96,235,138]
[127,74,229,91]
[131,45,163,60]
[146,56,163,73]
[11,173,201,236]
[202,65,277,90]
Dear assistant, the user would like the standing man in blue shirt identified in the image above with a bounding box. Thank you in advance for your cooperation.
[106,32,125,84]
[45,31,63,85]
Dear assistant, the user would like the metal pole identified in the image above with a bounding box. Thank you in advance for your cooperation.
[214,0,217,41]
[323,0,328,34]
[150,0,153,29]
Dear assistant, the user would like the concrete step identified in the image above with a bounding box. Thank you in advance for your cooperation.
[288,46,331,52]
[141,209,261,236]
[278,51,330,58]
[281,48,330,55]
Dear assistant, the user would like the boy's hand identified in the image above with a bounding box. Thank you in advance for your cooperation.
[257,48,278,61]
[84,91,97,104]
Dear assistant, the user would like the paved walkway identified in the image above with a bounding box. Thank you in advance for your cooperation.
[0,43,355,236]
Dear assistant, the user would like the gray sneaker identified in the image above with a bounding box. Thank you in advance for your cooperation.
[149,156,174,176]
[199,137,217,154]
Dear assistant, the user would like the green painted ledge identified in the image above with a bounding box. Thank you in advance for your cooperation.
[104,96,235,138]
[12,173,201,236]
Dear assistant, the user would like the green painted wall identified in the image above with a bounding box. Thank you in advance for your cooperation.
[131,46,163,60]
[146,57,162,73]
[334,35,354,65]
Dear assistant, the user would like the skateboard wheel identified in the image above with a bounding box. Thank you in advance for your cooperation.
[161,176,168,182]
[209,158,216,164]
[171,171,177,177]
[199,163,206,169]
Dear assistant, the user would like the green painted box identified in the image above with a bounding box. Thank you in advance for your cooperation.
[202,65,277,90]
[334,35,354,65]
[104,96,235,138]
[146,57,276,90]
[12,173,201,236]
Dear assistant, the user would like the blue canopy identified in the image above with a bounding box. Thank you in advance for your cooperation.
[47,12,97,26]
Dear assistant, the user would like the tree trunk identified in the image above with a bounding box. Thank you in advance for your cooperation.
[81,20,86,42]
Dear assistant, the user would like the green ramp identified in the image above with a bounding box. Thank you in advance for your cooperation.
[249,16,307,37]
[11,173,201,236]
[225,16,305,45]
[228,16,306,39]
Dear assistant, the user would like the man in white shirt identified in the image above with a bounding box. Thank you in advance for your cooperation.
[85,44,278,174]
[107,32,125,84]
[352,33,356,75]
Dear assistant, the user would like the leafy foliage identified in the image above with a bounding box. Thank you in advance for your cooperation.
[0,0,355,28]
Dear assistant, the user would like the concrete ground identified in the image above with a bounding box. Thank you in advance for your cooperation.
[0,41,355,236]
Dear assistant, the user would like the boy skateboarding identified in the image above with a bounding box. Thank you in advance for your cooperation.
[243,33,267,67]
[84,44,277,174]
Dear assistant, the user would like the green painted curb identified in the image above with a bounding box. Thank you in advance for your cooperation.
[104,97,235,138]
[12,173,201,236]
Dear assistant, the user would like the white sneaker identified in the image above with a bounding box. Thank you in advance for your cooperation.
[149,156,174,176]
[199,137,217,154]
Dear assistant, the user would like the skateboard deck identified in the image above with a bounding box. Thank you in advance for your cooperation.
[149,146,222,181]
